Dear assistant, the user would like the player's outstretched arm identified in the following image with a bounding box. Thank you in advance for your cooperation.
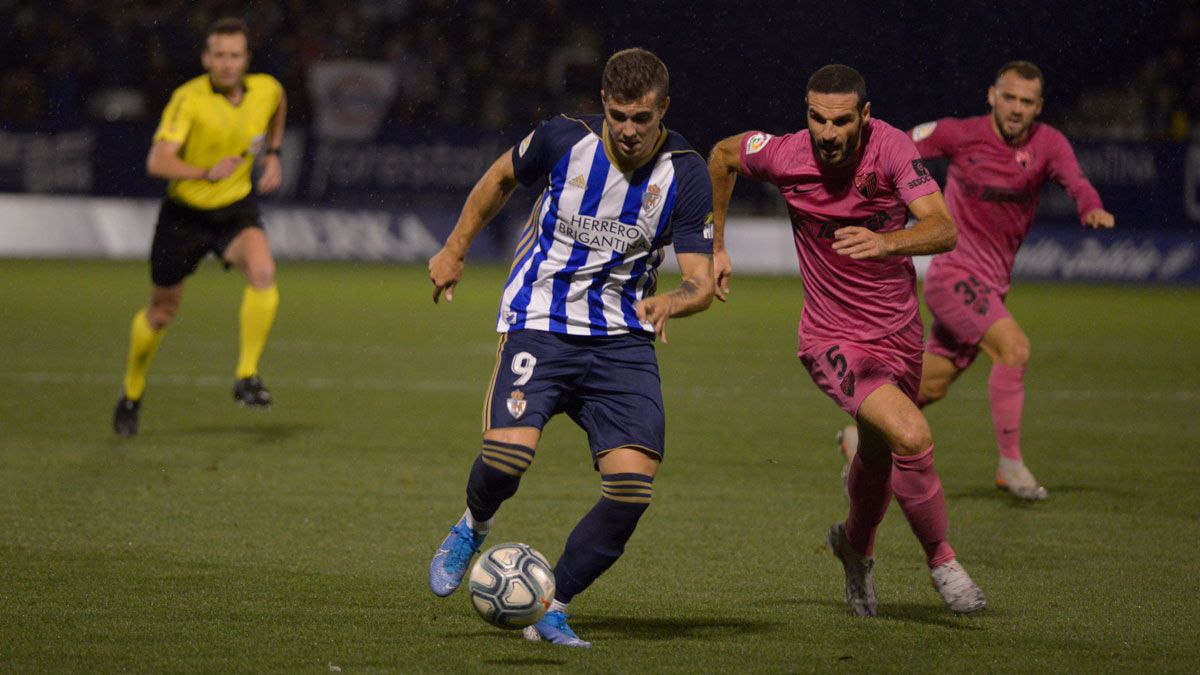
[256,90,288,194]
[833,191,956,259]
[146,139,242,182]
[707,133,750,301]
[635,252,715,344]
[429,150,520,303]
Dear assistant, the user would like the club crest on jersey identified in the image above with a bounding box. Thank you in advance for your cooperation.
[854,172,878,199]
[642,184,663,211]
[840,372,856,397]
[506,390,527,419]
[1015,150,1033,169]
[746,132,771,154]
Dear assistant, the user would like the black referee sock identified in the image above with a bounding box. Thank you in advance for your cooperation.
[465,440,535,523]
[553,472,654,603]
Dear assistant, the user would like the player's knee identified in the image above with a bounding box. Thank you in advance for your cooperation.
[147,299,180,329]
[891,418,933,456]
[999,336,1031,367]
[919,378,950,405]
[246,261,276,289]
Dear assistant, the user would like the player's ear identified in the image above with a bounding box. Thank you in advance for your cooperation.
[658,95,670,117]
[860,100,871,122]
[987,85,997,108]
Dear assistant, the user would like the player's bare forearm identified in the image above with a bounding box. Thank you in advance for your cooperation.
[707,135,746,250]
[635,253,714,342]
[663,270,714,318]
[882,212,956,256]
[708,135,747,301]
[835,192,955,259]
[668,252,715,317]
[429,151,518,302]
[265,92,287,153]
[145,141,208,181]
[892,191,956,255]
[442,152,519,258]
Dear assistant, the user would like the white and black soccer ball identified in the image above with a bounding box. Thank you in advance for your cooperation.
[468,542,555,629]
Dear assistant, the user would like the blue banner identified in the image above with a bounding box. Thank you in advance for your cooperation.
[1014,228,1200,284]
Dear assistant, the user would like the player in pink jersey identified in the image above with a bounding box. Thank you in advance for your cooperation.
[709,64,986,616]
[837,62,1114,501]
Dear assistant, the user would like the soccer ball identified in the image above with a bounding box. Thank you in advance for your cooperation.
[468,542,555,629]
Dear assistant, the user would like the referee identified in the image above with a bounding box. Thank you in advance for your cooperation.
[114,17,287,437]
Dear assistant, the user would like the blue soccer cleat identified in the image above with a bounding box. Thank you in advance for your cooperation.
[523,610,592,648]
[428,516,487,597]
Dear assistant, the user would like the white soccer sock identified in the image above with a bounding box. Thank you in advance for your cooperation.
[549,599,569,614]
[463,508,493,535]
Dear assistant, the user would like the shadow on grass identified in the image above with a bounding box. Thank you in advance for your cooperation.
[443,616,775,644]
[482,657,569,667]
[762,597,992,630]
[575,615,777,640]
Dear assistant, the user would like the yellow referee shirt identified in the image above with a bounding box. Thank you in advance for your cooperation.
[153,73,283,209]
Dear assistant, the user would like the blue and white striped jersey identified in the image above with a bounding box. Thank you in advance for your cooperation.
[497,114,713,336]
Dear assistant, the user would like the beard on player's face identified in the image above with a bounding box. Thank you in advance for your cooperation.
[993,107,1032,143]
[812,125,860,167]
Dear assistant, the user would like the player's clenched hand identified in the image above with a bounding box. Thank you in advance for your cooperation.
[636,296,674,344]
[713,248,733,302]
[205,156,244,182]
[832,226,890,260]
[428,248,464,303]
[1083,208,1115,229]
[257,154,282,194]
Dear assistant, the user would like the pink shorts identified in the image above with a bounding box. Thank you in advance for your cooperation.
[923,266,1011,370]
[798,317,924,418]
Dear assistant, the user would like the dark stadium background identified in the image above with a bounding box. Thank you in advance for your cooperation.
[4,1,1197,277]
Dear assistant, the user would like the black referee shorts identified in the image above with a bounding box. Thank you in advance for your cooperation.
[149,197,264,287]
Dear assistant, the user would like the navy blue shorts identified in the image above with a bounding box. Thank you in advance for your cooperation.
[483,329,665,465]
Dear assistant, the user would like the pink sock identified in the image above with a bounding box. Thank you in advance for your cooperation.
[891,445,955,567]
[988,363,1025,462]
[844,452,892,557]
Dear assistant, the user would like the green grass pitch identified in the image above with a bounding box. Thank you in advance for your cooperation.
[1,259,1197,671]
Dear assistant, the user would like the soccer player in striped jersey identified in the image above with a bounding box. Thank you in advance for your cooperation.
[112,18,286,437]
[426,48,715,648]
[837,62,1114,501]
[708,65,986,616]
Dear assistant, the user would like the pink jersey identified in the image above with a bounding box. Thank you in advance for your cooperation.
[740,118,941,341]
[911,115,1103,295]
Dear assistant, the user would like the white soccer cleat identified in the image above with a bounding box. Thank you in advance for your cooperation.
[827,523,877,617]
[836,426,859,497]
[930,560,987,614]
[996,457,1049,501]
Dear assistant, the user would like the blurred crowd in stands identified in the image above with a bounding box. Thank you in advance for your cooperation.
[1063,0,1199,141]
[0,0,602,133]
[1,0,1197,140]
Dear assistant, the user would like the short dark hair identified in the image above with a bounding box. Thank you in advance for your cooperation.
[996,60,1044,89]
[807,64,868,111]
[206,17,250,44]
[602,48,669,103]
